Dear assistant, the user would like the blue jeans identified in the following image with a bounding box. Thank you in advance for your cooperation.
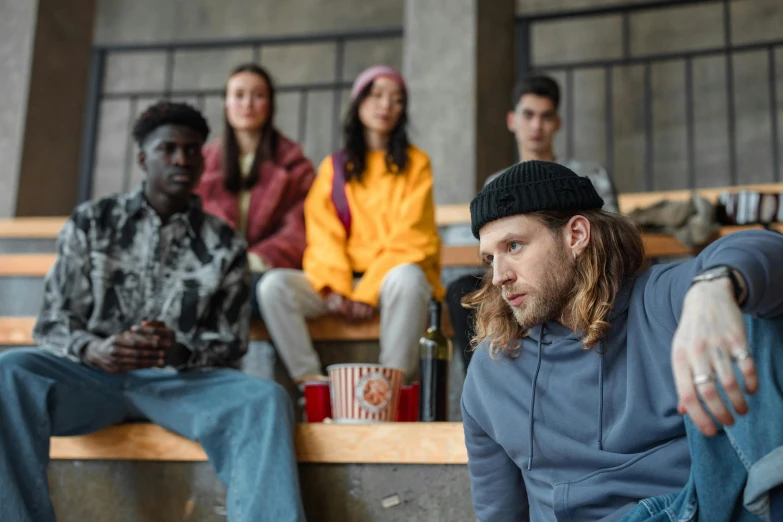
[0,349,306,522]
[621,315,783,522]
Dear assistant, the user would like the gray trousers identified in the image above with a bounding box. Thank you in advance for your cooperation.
[257,264,432,382]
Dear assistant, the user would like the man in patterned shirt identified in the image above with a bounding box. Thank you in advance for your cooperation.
[0,102,306,522]
[446,74,620,373]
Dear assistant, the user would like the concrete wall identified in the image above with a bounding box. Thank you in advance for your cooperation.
[92,0,517,205]
[0,0,39,218]
[15,0,98,217]
[94,0,403,44]
[50,460,473,521]
[6,0,783,215]
[88,0,783,202]
[0,0,97,218]
[403,0,516,203]
[518,0,783,193]
[90,0,404,200]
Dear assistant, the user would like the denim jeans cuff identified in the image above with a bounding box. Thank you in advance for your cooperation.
[744,445,783,518]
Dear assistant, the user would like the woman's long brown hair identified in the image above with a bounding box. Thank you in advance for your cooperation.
[222,63,279,193]
[462,209,646,358]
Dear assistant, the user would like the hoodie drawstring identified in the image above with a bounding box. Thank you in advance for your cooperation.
[528,327,544,471]
[597,343,605,451]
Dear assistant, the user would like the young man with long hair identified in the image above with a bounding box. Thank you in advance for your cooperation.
[446,74,619,373]
[462,160,783,521]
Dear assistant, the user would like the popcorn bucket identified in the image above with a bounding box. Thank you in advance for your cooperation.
[327,364,404,423]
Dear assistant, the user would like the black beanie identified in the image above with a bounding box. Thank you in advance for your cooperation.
[470,160,604,238]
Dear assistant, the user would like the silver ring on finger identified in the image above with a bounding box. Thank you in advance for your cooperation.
[732,350,751,362]
[693,372,716,386]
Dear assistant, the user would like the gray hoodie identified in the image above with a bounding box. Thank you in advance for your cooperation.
[461,230,783,521]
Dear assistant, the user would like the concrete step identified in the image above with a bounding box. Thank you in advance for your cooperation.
[46,420,473,521]
[49,459,473,522]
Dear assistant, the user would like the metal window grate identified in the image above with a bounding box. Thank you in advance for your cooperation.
[77,27,403,203]
[516,0,783,192]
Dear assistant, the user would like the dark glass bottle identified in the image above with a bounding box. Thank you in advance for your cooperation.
[418,300,452,422]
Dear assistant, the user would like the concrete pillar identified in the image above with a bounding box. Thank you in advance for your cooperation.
[0,0,39,218]
[403,0,516,204]
[14,0,98,216]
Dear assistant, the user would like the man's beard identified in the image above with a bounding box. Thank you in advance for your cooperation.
[505,246,575,330]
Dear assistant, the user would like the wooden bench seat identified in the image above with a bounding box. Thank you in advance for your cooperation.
[0,253,60,276]
[616,182,783,213]
[0,217,67,238]
[2,182,781,237]
[49,422,468,465]
[435,223,783,264]
[0,249,476,271]
[0,316,388,345]
[6,184,779,473]
[2,182,782,269]
[0,317,36,345]
[0,312,454,345]
[434,182,783,226]
[2,183,781,347]
[2,222,781,280]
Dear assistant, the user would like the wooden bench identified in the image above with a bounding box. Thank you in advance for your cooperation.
[0,317,36,345]
[436,182,783,261]
[0,234,479,268]
[5,182,780,238]
[50,422,468,465]
[3,182,782,266]
[5,185,780,472]
[434,182,783,225]
[1,182,781,347]
[0,217,67,238]
[2,221,781,281]
[0,313,454,345]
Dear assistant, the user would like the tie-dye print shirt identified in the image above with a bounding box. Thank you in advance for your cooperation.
[33,184,250,370]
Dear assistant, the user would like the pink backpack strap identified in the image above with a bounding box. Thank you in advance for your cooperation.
[330,150,352,236]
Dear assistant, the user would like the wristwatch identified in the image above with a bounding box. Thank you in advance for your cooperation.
[690,265,746,303]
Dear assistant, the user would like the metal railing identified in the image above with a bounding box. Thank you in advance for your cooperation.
[79,3,782,199]
[515,0,783,191]
[77,27,403,203]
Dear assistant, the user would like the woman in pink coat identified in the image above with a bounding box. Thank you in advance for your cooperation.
[195,63,315,318]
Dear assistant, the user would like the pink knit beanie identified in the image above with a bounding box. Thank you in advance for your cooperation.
[349,65,407,100]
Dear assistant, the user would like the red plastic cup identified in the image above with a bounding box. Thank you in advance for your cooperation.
[409,382,420,421]
[304,381,332,423]
[396,382,420,422]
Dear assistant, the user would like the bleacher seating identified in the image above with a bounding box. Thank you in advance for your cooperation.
[1,182,782,465]
[50,422,467,464]
[2,185,783,346]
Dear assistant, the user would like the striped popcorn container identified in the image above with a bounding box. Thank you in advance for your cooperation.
[327,364,404,423]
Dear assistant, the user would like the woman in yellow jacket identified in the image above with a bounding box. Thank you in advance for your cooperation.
[258,65,443,385]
